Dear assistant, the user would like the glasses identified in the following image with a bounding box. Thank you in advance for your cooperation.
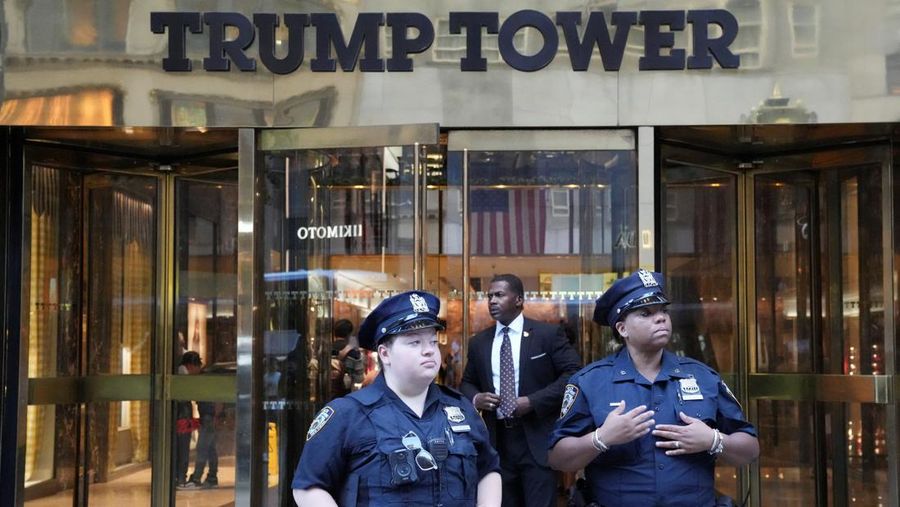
[401,431,438,471]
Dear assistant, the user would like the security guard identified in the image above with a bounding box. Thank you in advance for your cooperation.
[292,291,502,507]
[548,270,759,507]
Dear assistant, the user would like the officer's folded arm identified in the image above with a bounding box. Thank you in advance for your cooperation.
[292,487,338,507]
[718,431,760,467]
[476,471,502,507]
[547,433,603,472]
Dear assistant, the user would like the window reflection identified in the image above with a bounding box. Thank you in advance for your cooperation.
[175,174,238,371]
[662,167,736,373]
[445,148,637,363]
[755,175,815,373]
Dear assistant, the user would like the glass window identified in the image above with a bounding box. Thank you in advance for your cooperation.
[174,172,238,372]
[661,165,737,373]
[445,142,638,364]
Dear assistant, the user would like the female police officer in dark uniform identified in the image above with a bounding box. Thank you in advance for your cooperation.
[292,291,502,507]
[548,270,758,507]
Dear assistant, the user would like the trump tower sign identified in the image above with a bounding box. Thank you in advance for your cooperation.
[150,9,741,74]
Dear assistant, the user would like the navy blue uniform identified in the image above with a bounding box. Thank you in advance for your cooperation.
[550,349,757,507]
[293,373,500,506]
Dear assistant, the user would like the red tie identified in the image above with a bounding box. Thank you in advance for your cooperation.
[498,327,516,419]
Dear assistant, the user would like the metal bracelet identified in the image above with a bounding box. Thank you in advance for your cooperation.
[591,428,610,453]
[708,429,725,456]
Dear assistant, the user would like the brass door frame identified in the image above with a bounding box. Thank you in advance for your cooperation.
[242,124,440,505]
[743,144,894,507]
[661,141,897,507]
[20,153,238,506]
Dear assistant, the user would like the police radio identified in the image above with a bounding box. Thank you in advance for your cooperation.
[389,449,418,486]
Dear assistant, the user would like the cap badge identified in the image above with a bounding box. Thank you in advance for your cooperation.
[637,269,658,288]
[410,293,429,313]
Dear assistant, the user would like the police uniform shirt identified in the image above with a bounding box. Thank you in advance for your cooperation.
[550,348,757,507]
[293,373,501,506]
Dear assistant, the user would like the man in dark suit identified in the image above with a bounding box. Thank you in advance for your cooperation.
[461,274,582,507]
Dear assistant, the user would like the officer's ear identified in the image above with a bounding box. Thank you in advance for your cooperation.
[377,341,392,367]
[615,320,627,339]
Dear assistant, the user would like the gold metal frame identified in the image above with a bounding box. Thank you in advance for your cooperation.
[245,124,439,504]
[18,144,240,506]
[663,140,897,507]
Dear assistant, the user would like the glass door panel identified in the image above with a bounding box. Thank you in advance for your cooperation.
[756,400,816,504]
[253,125,439,506]
[172,169,239,505]
[660,149,740,374]
[754,172,816,374]
[446,130,638,364]
[22,148,158,506]
[751,146,889,506]
[659,145,742,500]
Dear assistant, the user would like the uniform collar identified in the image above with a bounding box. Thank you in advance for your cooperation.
[612,348,691,384]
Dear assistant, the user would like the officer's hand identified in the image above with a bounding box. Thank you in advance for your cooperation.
[596,401,655,447]
[652,411,716,455]
[512,396,533,416]
[474,392,502,411]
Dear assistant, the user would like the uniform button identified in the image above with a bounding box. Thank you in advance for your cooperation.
[696,412,702,417]
[620,370,627,375]
[673,368,680,373]
[658,464,664,470]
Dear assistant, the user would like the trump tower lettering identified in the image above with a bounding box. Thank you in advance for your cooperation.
[151,9,740,73]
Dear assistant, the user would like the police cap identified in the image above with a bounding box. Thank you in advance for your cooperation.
[358,291,445,350]
[593,269,670,327]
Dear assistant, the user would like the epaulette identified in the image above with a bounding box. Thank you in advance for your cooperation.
[437,383,464,400]
[569,358,614,380]
[676,355,719,376]
[346,386,381,407]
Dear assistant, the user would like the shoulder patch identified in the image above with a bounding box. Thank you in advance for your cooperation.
[720,380,743,411]
[559,384,579,419]
[306,406,335,441]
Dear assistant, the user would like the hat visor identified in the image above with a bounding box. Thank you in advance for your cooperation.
[383,314,445,338]
[619,294,670,317]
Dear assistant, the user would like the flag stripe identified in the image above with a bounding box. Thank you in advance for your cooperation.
[469,189,547,256]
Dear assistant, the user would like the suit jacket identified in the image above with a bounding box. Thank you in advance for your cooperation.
[460,317,582,467]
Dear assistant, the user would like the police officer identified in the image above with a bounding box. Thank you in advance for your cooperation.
[292,291,502,507]
[548,270,759,507]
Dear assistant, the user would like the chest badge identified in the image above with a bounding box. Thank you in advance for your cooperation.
[444,406,466,424]
[679,378,704,401]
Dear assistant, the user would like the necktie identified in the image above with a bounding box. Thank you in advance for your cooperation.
[498,327,516,419]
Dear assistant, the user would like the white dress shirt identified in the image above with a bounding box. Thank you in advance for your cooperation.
[491,313,524,397]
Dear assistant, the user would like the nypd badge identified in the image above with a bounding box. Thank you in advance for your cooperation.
[679,378,703,401]
[444,406,466,424]
[306,406,335,441]
[637,269,658,287]
[559,384,579,419]
[410,293,429,313]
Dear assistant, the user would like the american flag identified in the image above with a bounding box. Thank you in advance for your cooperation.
[470,189,547,255]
